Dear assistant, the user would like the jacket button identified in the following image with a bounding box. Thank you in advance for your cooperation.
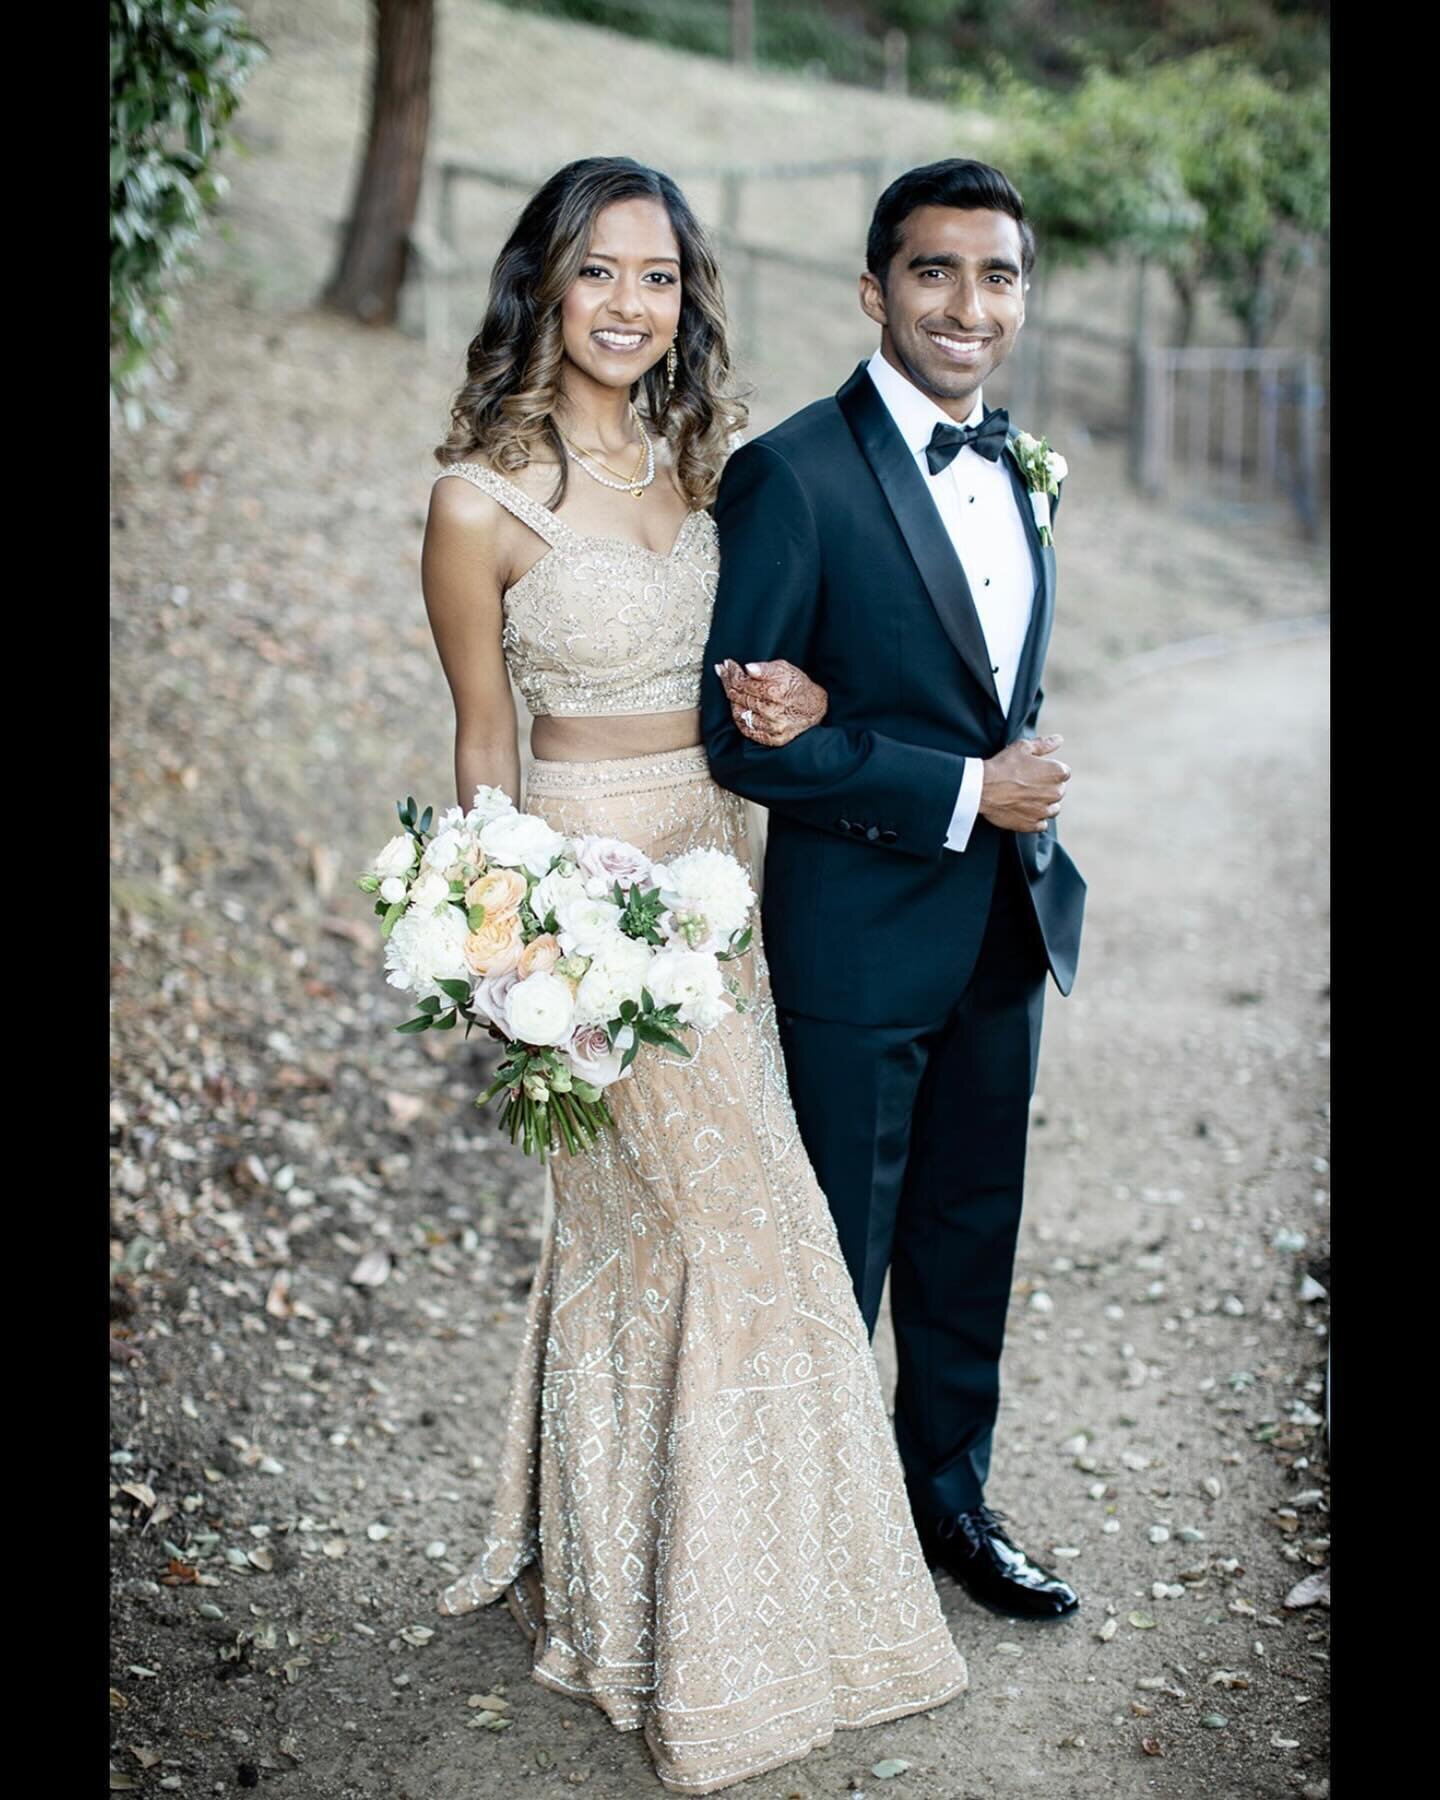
[880,828,897,843]
[866,825,880,841]
[838,818,852,832]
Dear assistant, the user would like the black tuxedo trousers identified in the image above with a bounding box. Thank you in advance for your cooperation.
[778,846,1047,1519]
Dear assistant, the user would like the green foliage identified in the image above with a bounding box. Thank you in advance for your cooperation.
[489,1,1327,100]
[110,1,267,426]
[963,51,1329,343]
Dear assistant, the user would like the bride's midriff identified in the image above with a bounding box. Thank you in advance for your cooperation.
[529,708,702,763]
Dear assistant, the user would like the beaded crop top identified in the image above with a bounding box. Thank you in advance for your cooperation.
[433,462,718,718]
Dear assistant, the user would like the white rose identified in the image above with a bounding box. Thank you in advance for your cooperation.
[566,1022,628,1089]
[646,947,730,1031]
[436,805,466,833]
[372,834,417,880]
[531,866,587,924]
[479,811,567,878]
[409,867,451,912]
[383,902,470,1002]
[379,875,407,905]
[505,971,577,1047]
[1048,451,1068,483]
[422,827,474,875]
[465,784,517,830]
[555,893,624,957]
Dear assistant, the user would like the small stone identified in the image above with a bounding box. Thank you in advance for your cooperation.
[1202,1477,1223,1500]
[1271,1228,1307,1253]
[1298,1276,1327,1303]
[1148,1525,1171,1545]
[1200,1713,1227,1729]
[1221,1296,1246,1316]
[1052,1546,1081,1559]
[1097,1617,1117,1642]
[1029,1290,1054,1314]
[996,1642,1024,1656]
[1178,1527,1206,1543]
[424,1540,447,1559]
[1103,1519,1120,1534]
[1088,1482,1107,1501]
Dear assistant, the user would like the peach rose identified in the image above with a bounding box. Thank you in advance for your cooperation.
[463,912,523,978]
[517,933,562,980]
[465,867,527,920]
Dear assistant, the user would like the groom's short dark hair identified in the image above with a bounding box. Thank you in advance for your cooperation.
[866,159,1035,285]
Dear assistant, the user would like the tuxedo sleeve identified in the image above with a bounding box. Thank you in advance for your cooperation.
[702,441,968,862]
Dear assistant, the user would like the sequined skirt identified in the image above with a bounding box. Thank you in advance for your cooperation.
[438,745,967,1795]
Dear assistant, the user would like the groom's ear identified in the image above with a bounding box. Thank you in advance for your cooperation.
[859,270,888,330]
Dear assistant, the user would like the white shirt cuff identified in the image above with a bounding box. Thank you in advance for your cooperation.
[944,756,984,853]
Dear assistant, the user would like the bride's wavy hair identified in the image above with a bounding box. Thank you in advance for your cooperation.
[436,157,747,510]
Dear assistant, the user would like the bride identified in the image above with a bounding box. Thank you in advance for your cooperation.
[422,155,967,1795]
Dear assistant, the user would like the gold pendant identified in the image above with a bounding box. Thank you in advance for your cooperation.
[631,487,642,499]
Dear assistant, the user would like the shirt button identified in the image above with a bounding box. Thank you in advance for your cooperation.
[969,495,975,504]
[983,577,991,586]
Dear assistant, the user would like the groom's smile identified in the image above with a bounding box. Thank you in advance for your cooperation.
[859,204,1027,417]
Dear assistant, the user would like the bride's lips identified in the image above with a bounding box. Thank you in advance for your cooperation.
[591,329,650,355]
[925,329,995,363]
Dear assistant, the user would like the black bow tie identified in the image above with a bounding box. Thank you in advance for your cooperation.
[925,409,1010,474]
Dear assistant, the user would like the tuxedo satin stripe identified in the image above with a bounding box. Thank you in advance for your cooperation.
[998,448,1055,739]
[835,368,1006,721]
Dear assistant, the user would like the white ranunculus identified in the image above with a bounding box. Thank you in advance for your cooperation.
[1048,451,1069,483]
[505,972,577,1047]
[646,947,730,1031]
[372,834,417,880]
[480,811,567,877]
[422,827,472,874]
[572,835,653,892]
[409,867,451,912]
[384,902,470,1002]
[565,1023,628,1089]
[379,876,408,905]
[659,848,755,942]
[436,805,466,833]
[573,934,652,1026]
[466,785,517,830]
[555,893,624,957]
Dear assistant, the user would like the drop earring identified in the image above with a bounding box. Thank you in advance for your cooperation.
[665,343,678,393]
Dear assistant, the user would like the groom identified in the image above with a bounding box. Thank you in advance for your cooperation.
[701,159,1085,1621]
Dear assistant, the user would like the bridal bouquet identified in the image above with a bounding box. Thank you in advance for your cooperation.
[357,786,754,1161]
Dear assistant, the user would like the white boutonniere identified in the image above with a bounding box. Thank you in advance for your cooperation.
[1010,431,1068,547]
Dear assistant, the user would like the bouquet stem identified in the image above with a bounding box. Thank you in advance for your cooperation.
[496,1089,615,1162]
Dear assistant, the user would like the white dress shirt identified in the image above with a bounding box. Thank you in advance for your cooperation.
[864,349,1037,853]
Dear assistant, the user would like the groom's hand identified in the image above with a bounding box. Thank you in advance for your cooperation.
[715,658,829,747]
[979,735,1070,833]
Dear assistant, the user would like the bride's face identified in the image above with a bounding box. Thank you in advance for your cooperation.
[559,198,683,392]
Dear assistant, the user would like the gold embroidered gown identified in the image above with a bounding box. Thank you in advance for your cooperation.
[432,463,967,1794]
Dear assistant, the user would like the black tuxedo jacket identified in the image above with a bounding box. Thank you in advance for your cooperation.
[700,360,1086,1029]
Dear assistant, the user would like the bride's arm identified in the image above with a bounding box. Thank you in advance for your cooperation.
[421,475,522,810]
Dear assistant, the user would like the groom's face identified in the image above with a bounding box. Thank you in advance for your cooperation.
[860,205,1027,416]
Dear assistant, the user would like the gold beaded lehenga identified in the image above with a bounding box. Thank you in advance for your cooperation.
[432,463,967,1795]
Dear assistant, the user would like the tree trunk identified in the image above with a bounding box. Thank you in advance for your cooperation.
[322,0,433,326]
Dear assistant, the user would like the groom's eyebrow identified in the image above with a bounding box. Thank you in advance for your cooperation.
[906,251,1022,277]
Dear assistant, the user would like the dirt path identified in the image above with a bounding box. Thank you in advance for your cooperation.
[109,629,1329,1800]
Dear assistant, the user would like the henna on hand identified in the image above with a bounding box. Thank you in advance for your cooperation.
[716,658,828,746]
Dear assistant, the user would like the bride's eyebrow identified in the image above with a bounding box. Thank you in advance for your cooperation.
[585,249,681,266]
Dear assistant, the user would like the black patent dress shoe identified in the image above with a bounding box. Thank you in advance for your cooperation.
[916,1504,1080,1621]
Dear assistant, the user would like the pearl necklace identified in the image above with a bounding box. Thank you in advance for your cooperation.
[560,408,656,499]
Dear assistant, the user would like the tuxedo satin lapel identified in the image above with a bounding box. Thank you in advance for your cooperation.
[837,365,1004,719]
[1001,428,1055,737]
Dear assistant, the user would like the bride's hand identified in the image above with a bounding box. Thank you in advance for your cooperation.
[715,658,828,747]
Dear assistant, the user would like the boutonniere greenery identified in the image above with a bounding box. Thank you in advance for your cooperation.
[1010,432,1068,547]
